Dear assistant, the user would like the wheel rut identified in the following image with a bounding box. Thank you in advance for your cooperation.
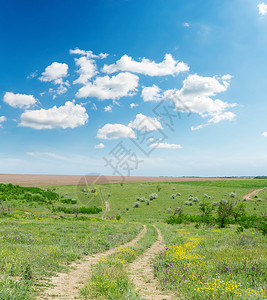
[38,225,147,300]
[128,225,174,300]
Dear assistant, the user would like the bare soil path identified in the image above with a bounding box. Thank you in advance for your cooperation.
[128,226,174,300]
[101,200,110,220]
[242,188,265,200]
[38,225,147,300]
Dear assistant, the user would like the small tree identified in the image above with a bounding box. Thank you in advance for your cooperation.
[217,199,233,228]
[198,200,213,216]
[231,201,246,222]
[229,192,236,198]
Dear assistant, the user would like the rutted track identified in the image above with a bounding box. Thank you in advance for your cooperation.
[128,226,174,300]
[38,226,147,300]
[101,200,110,220]
[242,188,264,200]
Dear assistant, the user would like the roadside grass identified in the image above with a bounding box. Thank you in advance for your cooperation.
[0,217,142,300]
[154,224,267,299]
[80,225,157,299]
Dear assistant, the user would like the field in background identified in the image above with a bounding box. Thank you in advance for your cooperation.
[0,174,258,187]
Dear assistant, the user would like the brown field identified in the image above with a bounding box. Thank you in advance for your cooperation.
[0,174,255,187]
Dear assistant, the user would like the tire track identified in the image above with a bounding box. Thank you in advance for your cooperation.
[128,225,174,300]
[38,225,147,300]
[242,188,264,200]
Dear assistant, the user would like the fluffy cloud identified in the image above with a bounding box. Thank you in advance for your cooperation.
[141,85,163,102]
[104,105,112,112]
[19,101,88,130]
[0,116,7,127]
[128,113,163,131]
[262,132,267,137]
[258,2,267,15]
[150,142,182,149]
[39,62,69,98]
[167,74,236,115]
[73,56,98,84]
[70,49,108,84]
[39,62,68,83]
[3,92,37,108]
[76,72,139,100]
[94,143,105,149]
[96,123,135,140]
[102,54,189,76]
[183,22,190,27]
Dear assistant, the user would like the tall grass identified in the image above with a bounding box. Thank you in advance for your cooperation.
[154,224,267,299]
[0,217,142,299]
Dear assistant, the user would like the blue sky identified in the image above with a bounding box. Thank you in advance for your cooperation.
[1,0,267,176]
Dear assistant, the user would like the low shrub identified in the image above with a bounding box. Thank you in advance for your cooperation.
[149,193,158,200]
[61,198,77,205]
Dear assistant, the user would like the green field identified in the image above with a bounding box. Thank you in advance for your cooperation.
[0,179,266,299]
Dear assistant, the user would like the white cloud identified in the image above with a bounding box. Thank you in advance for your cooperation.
[19,101,88,130]
[102,54,189,76]
[73,56,98,85]
[94,143,105,149]
[208,111,236,124]
[128,113,163,131]
[76,72,139,100]
[191,124,205,131]
[0,116,7,127]
[221,74,232,80]
[191,112,236,131]
[130,103,139,108]
[168,74,236,115]
[39,62,68,83]
[258,2,267,15]
[104,105,112,112]
[142,85,163,102]
[3,92,37,108]
[150,142,182,149]
[183,22,190,27]
[39,62,69,98]
[49,85,69,99]
[70,48,108,59]
[96,123,135,140]
[70,49,108,85]
[262,132,267,137]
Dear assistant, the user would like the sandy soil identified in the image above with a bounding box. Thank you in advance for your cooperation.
[242,188,265,200]
[38,225,147,300]
[128,226,174,300]
[101,200,110,220]
[0,174,255,187]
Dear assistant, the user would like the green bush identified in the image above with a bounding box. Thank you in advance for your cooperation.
[61,198,77,205]
[149,193,158,200]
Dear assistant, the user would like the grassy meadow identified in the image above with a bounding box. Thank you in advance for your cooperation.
[0,179,266,299]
